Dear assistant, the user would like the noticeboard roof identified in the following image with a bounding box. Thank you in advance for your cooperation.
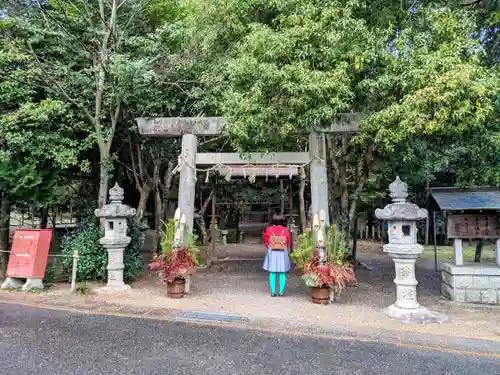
[429,188,500,211]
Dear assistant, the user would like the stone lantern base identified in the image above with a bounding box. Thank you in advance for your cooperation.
[385,305,448,324]
[96,284,132,294]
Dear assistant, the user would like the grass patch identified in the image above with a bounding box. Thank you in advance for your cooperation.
[73,283,92,295]
[25,287,44,294]
[422,243,496,263]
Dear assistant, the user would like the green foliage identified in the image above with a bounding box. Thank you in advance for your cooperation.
[160,218,176,255]
[159,218,200,266]
[292,226,354,290]
[25,287,44,294]
[290,229,315,268]
[74,283,92,296]
[125,218,148,281]
[61,212,106,281]
[43,264,56,284]
[291,226,349,268]
[61,209,146,282]
[0,48,91,207]
[191,0,499,188]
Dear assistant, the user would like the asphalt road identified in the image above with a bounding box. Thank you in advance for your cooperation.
[0,302,498,375]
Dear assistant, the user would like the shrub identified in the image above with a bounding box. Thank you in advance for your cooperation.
[61,208,146,282]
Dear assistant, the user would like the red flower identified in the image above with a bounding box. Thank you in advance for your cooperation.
[148,247,196,283]
[302,248,356,290]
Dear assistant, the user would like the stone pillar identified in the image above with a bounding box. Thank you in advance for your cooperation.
[375,177,447,323]
[309,132,329,226]
[496,239,500,266]
[453,238,463,266]
[94,184,136,293]
[178,134,197,234]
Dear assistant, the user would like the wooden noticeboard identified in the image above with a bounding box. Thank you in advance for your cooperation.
[447,214,500,239]
[6,229,52,279]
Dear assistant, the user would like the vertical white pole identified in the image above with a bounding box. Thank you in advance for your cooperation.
[70,250,78,293]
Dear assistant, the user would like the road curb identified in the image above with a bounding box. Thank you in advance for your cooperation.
[1,293,499,357]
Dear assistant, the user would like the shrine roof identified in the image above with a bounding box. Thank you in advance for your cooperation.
[428,188,500,211]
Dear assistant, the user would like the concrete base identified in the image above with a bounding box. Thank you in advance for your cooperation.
[385,304,448,324]
[95,284,131,294]
[22,278,44,291]
[1,277,24,289]
[1,277,45,291]
[441,262,500,304]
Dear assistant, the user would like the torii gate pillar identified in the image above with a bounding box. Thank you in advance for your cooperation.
[178,134,197,233]
[309,132,329,226]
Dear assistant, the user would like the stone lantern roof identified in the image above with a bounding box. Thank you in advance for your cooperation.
[375,177,428,221]
[95,183,136,218]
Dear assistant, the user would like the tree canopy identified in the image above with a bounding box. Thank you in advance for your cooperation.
[0,0,498,239]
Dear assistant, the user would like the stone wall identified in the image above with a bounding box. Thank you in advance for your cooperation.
[441,262,500,304]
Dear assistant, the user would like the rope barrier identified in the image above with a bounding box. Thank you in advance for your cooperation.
[173,153,324,183]
[0,249,79,293]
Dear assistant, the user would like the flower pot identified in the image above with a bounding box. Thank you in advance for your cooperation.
[311,287,330,305]
[166,279,186,298]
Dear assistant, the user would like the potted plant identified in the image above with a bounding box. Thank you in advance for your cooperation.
[148,219,200,298]
[291,226,356,304]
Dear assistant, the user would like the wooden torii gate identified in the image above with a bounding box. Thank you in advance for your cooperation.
[136,115,359,234]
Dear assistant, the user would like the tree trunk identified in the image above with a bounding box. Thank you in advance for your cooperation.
[0,194,12,280]
[194,191,213,244]
[154,186,163,253]
[280,180,285,215]
[161,161,174,221]
[195,217,209,244]
[40,207,49,229]
[135,184,152,221]
[299,176,306,232]
[351,212,358,261]
[98,162,109,208]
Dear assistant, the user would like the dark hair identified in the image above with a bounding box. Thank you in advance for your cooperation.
[272,214,285,226]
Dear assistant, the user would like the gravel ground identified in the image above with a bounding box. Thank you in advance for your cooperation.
[1,302,499,375]
[4,241,499,343]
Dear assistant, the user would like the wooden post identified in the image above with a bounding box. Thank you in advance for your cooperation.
[424,216,430,245]
[433,211,438,271]
[474,239,484,263]
[288,181,293,251]
[210,188,216,264]
[280,179,285,216]
[352,214,358,260]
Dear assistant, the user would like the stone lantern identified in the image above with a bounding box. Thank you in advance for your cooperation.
[95,183,136,293]
[375,177,446,323]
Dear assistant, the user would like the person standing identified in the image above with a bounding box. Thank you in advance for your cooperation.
[263,215,291,297]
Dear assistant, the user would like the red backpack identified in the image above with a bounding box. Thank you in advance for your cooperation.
[269,227,287,250]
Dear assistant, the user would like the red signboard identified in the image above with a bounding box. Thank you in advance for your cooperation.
[6,229,52,279]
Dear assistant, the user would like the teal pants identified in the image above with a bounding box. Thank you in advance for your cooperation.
[269,272,287,295]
